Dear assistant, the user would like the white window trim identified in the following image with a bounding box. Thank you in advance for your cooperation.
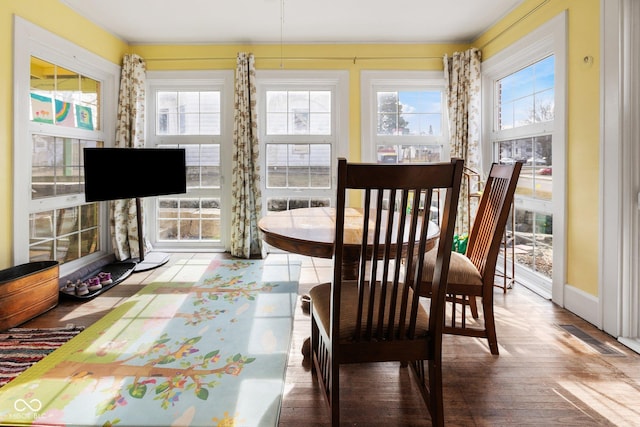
[360,70,448,163]
[13,16,119,276]
[482,11,567,304]
[601,0,640,353]
[256,70,349,211]
[146,70,234,251]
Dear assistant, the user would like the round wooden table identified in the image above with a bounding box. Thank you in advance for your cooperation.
[258,207,439,279]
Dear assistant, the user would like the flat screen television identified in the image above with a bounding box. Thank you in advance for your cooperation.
[83,147,187,202]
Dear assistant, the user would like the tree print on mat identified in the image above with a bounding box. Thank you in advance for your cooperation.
[152,273,276,326]
[78,334,255,415]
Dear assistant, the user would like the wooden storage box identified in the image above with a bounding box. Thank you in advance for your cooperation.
[0,261,59,330]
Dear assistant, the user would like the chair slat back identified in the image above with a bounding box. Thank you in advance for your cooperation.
[331,158,464,346]
[465,162,523,278]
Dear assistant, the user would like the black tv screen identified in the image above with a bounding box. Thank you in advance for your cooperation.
[83,148,187,202]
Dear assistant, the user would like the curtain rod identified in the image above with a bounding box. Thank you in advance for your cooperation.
[144,55,443,63]
[478,0,550,50]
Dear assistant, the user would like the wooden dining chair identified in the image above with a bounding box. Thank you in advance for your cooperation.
[309,158,464,426]
[419,162,522,355]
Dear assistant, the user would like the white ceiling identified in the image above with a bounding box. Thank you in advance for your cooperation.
[59,0,526,45]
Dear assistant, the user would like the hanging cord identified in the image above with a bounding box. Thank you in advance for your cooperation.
[280,0,285,69]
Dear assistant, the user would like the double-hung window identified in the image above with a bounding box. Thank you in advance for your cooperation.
[482,14,567,298]
[146,71,234,251]
[258,71,348,213]
[13,18,119,276]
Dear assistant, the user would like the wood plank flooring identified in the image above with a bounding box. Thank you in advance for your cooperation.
[18,253,640,426]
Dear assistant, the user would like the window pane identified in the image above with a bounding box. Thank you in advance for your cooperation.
[399,91,442,136]
[201,91,220,113]
[156,91,220,135]
[498,135,552,201]
[201,198,220,240]
[32,136,102,199]
[289,92,310,134]
[57,233,79,263]
[266,197,331,212]
[266,90,332,135]
[288,145,310,187]
[309,113,331,135]
[309,144,331,188]
[79,204,100,256]
[266,91,287,112]
[310,198,331,207]
[184,145,201,188]
[80,228,99,257]
[78,75,100,131]
[201,144,221,188]
[30,57,100,130]
[30,211,54,241]
[290,110,309,134]
[377,91,442,136]
[179,92,199,113]
[498,55,555,130]
[400,145,442,163]
[56,207,79,237]
[266,144,288,187]
[266,143,331,189]
[310,91,331,112]
[32,135,56,198]
[289,199,309,210]
[514,208,552,279]
[267,113,287,134]
[200,113,220,134]
[29,240,53,262]
[377,145,399,163]
[377,92,400,135]
[180,199,200,240]
[267,198,288,212]
[158,199,178,240]
[157,197,218,242]
[80,204,98,228]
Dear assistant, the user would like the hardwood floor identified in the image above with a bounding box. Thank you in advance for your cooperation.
[20,253,640,426]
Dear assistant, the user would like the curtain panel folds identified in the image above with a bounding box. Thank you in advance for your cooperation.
[444,48,482,235]
[231,53,263,258]
[110,54,147,261]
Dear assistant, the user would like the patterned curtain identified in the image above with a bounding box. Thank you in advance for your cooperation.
[231,52,263,258]
[444,48,482,235]
[110,54,147,261]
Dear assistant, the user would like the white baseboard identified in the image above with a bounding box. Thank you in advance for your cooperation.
[618,337,640,354]
[563,284,600,328]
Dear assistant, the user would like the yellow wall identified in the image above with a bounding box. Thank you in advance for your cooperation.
[476,0,600,295]
[0,1,128,268]
[1,0,601,299]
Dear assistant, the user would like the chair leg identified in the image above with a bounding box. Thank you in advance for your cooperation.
[468,295,479,318]
[428,358,444,427]
[482,296,499,355]
[330,361,340,426]
[311,313,340,425]
[310,317,318,376]
[408,359,444,427]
